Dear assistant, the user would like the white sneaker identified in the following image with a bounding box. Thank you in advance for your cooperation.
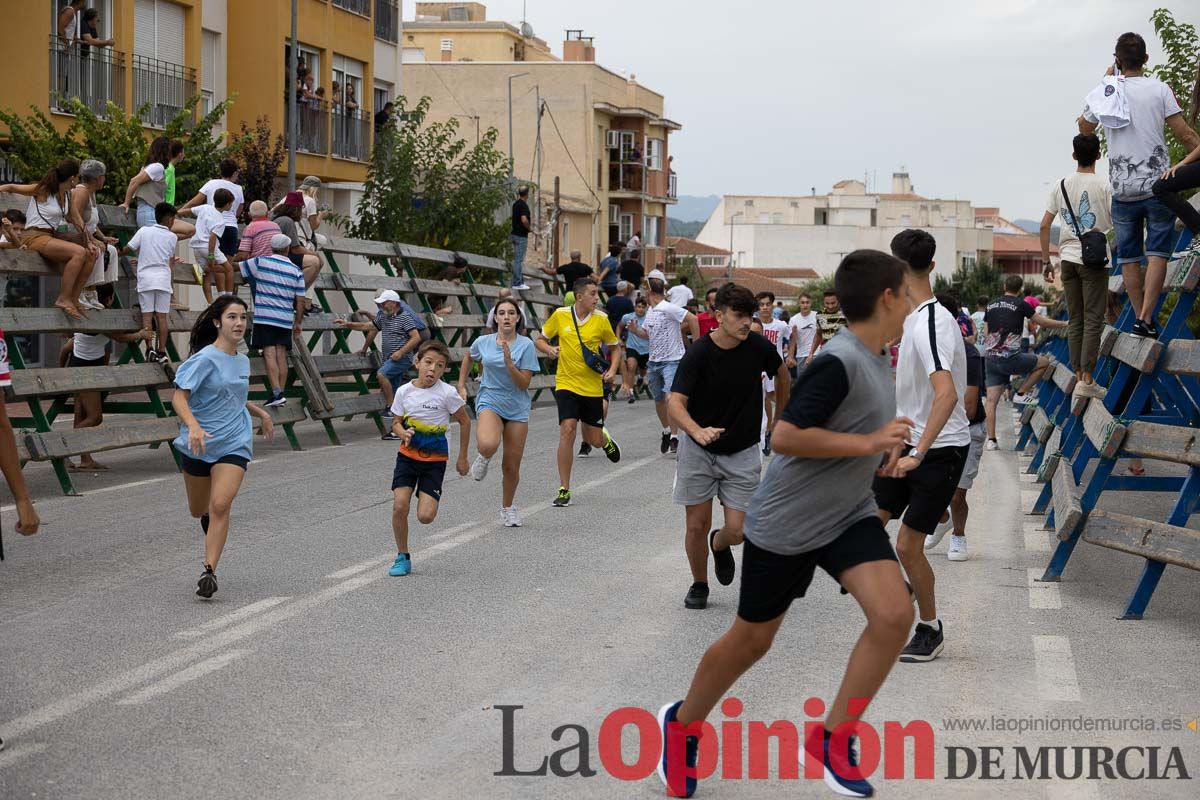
[502,506,523,527]
[985,439,999,451]
[511,283,531,291]
[925,518,953,551]
[1073,380,1107,401]
[470,454,491,481]
[1013,392,1036,405]
[78,288,102,309]
[946,536,969,561]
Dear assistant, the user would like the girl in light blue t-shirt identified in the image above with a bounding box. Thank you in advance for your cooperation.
[456,297,541,527]
[172,295,276,600]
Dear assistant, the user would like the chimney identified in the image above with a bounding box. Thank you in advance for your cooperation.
[891,170,912,195]
[563,30,595,62]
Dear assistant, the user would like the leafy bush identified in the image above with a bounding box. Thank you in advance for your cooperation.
[235,117,285,215]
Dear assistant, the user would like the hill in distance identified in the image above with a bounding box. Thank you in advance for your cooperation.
[671,194,720,223]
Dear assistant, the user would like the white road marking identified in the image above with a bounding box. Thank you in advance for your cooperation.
[1023,523,1052,552]
[173,597,292,639]
[324,559,388,580]
[0,743,49,770]
[115,650,252,706]
[1027,568,1062,609]
[426,521,482,542]
[1033,635,1082,702]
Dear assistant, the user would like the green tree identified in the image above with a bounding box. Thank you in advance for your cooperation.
[1149,8,1200,165]
[0,105,80,181]
[672,255,703,289]
[164,95,244,203]
[345,96,512,265]
[932,259,1005,304]
[235,117,285,215]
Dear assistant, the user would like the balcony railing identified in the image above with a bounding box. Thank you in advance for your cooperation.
[332,106,372,162]
[285,96,330,155]
[132,54,195,128]
[375,0,399,42]
[668,173,678,200]
[609,163,647,194]
[333,0,371,16]
[48,36,125,117]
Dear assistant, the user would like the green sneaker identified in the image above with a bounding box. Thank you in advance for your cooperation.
[601,428,622,463]
[553,487,572,507]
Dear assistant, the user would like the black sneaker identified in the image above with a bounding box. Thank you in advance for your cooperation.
[710,529,735,586]
[661,431,672,454]
[200,513,210,536]
[196,567,218,599]
[553,487,572,507]
[264,392,287,408]
[684,582,709,610]
[601,429,621,463]
[669,436,679,455]
[899,621,944,662]
[1131,319,1158,339]
[382,432,400,441]
[657,700,699,798]
[627,393,636,404]
[1145,319,1160,339]
[578,442,592,457]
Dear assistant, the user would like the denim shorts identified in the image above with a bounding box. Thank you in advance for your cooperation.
[379,356,412,386]
[984,351,1039,387]
[1112,196,1179,265]
[646,359,679,401]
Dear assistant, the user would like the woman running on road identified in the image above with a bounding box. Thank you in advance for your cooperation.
[172,296,275,598]
[457,297,541,527]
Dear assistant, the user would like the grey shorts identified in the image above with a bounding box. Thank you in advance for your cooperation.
[959,423,986,490]
[672,436,762,511]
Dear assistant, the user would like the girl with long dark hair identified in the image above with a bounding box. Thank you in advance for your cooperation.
[456,297,540,527]
[171,296,275,598]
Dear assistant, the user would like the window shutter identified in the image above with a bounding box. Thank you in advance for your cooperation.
[157,1,185,62]
[134,0,156,58]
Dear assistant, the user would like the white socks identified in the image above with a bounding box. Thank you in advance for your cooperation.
[921,617,942,631]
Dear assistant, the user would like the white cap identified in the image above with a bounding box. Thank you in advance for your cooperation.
[374,289,402,304]
[648,269,666,282]
[270,233,292,251]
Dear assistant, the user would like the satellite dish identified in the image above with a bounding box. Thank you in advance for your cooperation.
[520,21,534,37]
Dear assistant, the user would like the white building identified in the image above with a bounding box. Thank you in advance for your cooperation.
[697,172,994,278]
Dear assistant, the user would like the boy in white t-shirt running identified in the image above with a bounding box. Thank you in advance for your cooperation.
[189,187,235,303]
[124,201,183,364]
[386,340,471,577]
[755,291,790,454]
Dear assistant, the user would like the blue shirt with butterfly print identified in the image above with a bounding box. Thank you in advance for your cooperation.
[1046,172,1112,265]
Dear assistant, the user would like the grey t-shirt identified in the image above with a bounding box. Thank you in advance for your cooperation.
[272,214,300,248]
[1083,76,1182,201]
[744,327,895,556]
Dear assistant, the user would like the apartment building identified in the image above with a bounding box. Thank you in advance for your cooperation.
[2,0,405,211]
[697,172,994,279]
[402,3,681,271]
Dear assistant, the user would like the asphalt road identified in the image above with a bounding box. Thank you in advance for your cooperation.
[1,400,1198,799]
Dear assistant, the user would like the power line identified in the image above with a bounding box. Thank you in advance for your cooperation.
[430,66,473,119]
[541,100,601,212]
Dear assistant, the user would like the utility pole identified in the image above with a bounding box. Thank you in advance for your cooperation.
[507,72,529,177]
[287,0,298,189]
[552,176,561,271]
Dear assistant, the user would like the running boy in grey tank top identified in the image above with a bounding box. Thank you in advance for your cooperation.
[657,250,919,799]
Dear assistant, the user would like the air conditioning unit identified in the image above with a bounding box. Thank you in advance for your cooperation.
[606,130,620,149]
[609,204,620,225]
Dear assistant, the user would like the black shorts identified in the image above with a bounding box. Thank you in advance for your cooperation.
[67,353,107,368]
[737,516,898,623]
[180,452,250,477]
[251,324,293,351]
[218,226,240,258]
[625,350,649,369]
[392,454,447,501]
[872,444,969,536]
[554,389,605,427]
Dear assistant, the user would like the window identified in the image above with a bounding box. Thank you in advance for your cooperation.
[606,129,621,149]
[447,5,470,20]
[401,48,426,63]
[134,0,184,63]
[771,212,783,224]
[609,204,620,225]
[646,138,663,170]
[373,79,393,115]
[287,43,320,89]
[332,54,364,108]
[52,1,112,38]
[200,29,219,115]
[645,216,660,247]
[619,213,633,243]
[618,131,635,162]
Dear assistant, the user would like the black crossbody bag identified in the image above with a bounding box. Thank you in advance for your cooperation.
[1061,179,1109,268]
[571,306,608,374]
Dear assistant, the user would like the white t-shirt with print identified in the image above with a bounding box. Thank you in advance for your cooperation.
[759,318,790,360]
[1083,76,1182,201]
[789,311,818,360]
[895,298,970,449]
[643,299,688,362]
[1047,172,1113,265]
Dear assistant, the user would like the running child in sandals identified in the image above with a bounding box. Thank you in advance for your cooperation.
[387,340,471,576]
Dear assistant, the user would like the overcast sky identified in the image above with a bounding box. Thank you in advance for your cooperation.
[404,1,1189,221]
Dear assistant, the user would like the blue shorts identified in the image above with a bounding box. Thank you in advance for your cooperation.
[476,387,531,423]
[646,359,680,402]
[379,356,412,386]
[1112,196,1179,265]
[392,454,447,501]
[985,351,1040,387]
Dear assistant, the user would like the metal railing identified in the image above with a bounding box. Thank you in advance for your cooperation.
[286,96,330,155]
[333,0,371,15]
[332,106,372,162]
[48,35,125,117]
[375,0,399,42]
[609,163,646,193]
[132,54,196,128]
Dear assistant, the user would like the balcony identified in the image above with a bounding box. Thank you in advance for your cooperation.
[48,36,125,118]
[332,106,372,162]
[609,163,647,194]
[132,54,195,128]
[333,0,371,16]
[285,96,330,155]
[375,0,399,42]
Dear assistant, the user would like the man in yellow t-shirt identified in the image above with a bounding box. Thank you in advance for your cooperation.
[535,276,623,507]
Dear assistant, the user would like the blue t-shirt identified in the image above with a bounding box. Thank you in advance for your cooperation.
[620,311,650,354]
[172,345,253,462]
[470,334,541,421]
[598,255,620,288]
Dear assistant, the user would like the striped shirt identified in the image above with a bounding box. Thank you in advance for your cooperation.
[374,309,420,361]
[238,219,282,258]
[240,255,305,330]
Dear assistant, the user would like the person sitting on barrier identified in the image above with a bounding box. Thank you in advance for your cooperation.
[234,200,281,263]
[270,192,322,293]
[241,234,307,409]
[1,159,95,320]
[334,289,421,432]
[64,284,154,472]
[172,295,275,599]
[1153,131,1200,261]
[67,159,120,311]
[436,254,469,284]
[123,202,184,364]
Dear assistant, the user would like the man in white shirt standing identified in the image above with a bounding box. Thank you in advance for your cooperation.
[1078,32,1200,339]
[666,274,694,308]
[627,231,642,263]
[754,291,791,454]
[786,291,818,378]
[873,229,970,664]
[641,277,699,455]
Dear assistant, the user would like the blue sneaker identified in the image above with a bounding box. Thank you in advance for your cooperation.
[807,727,873,797]
[387,552,411,577]
[657,701,698,798]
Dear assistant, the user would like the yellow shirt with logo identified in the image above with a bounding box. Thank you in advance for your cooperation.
[541,306,618,398]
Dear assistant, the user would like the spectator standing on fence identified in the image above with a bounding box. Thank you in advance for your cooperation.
[457,297,541,528]
[334,290,421,431]
[1,159,95,320]
[172,295,275,599]
[178,159,244,261]
[544,249,591,288]
[510,187,532,290]
[190,188,235,303]
[241,234,306,408]
[235,200,281,261]
[124,202,183,364]
[67,159,120,310]
[597,243,622,298]
[1042,133,1112,402]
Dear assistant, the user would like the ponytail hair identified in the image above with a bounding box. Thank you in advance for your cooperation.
[34,158,80,199]
[188,295,248,355]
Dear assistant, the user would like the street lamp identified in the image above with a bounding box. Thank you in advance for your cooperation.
[727,211,743,281]
[507,72,530,176]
